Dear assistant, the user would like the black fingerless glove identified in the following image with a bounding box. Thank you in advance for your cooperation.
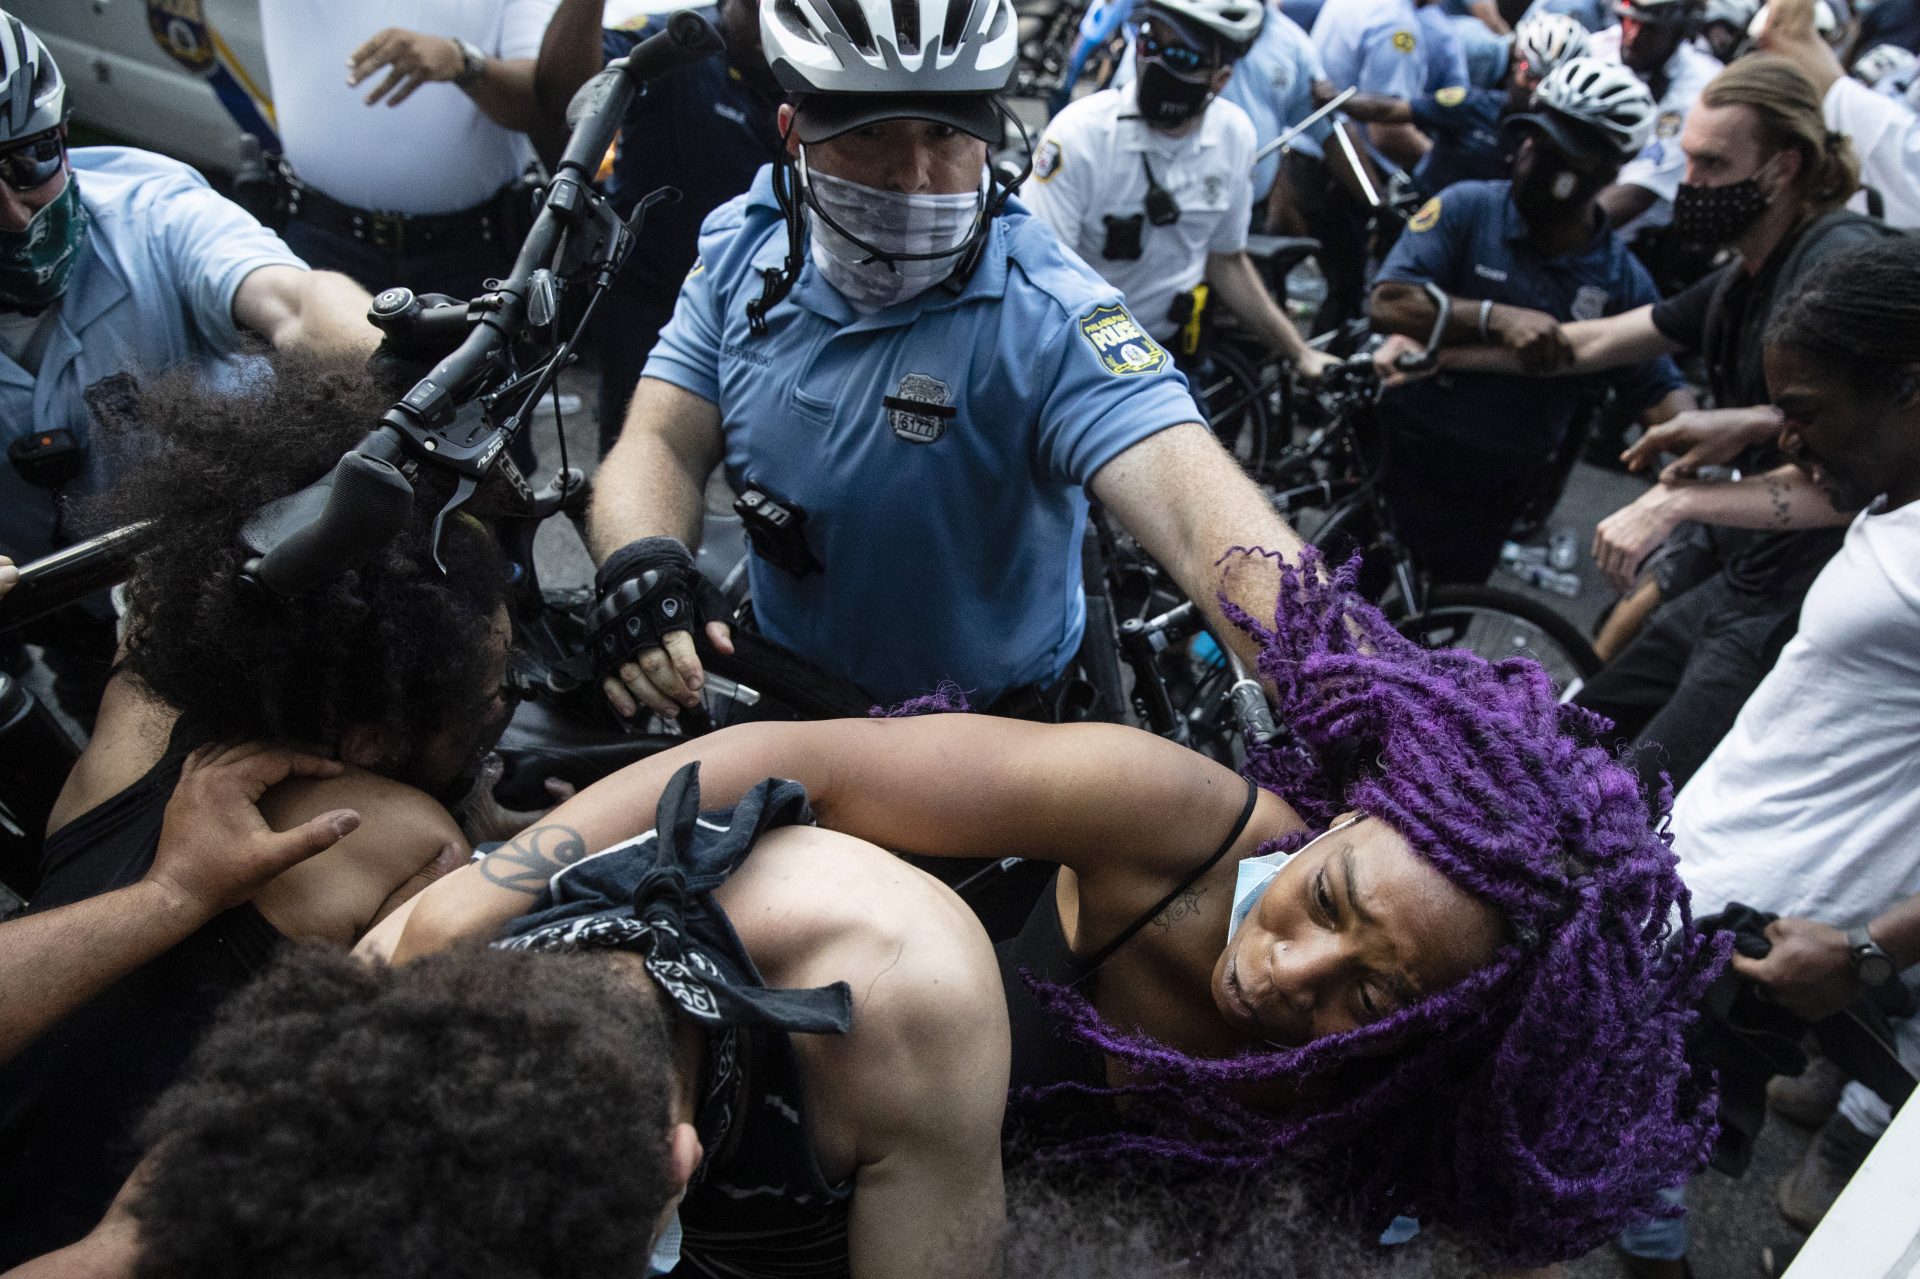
[587,537,729,678]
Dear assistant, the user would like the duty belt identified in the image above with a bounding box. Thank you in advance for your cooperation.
[280,163,515,254]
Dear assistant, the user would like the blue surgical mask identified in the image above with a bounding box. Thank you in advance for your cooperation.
[1227,814,1363,938]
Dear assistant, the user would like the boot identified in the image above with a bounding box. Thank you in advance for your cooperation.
[1775,1112,1877,1231]
[1767,1056,1847,1129]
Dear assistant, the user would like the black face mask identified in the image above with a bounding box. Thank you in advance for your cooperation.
[1136,57,1214,127]
[1672,176,1771,245]
[1511,158,1606,225]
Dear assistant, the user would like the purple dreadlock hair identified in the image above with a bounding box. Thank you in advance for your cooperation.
[1028,548,1728,1268]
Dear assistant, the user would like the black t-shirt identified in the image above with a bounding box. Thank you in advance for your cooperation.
[1648,211,1891,408]
[1647,211,1892,596]
[0,746,284,1267]
[603,14,785,299]
[1857,0,1920,53]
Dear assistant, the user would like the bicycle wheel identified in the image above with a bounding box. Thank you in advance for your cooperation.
[1194,342,1274,477]
[1394,584,1601,699]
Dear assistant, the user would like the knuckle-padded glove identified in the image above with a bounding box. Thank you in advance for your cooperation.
[587,537,727,678]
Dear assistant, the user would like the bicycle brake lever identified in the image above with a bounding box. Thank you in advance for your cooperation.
[428,474,480,575]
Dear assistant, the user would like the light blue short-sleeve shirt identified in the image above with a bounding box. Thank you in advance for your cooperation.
[0,147,306,561]
[1312,0,1428,100]
[643,166,1205,705]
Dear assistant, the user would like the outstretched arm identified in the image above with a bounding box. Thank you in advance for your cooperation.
[1399,304,1683,379]
[381,717,1259,963]
[0,746,357,1066]
[233,265,380,359]
[1093,422,1313,675]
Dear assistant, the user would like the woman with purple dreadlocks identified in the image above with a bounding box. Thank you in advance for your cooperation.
[392,547,1725,1268]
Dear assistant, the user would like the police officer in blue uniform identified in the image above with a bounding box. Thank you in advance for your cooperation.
[1339,11,1594,198]
[1368,57,1697,582]
[0,13,378,721]
[546,0,786,446]
[585,0,1308,724]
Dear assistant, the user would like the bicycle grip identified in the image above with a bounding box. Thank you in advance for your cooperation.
[245,452,415,598]
[1229,678,1277,746]
[625,10,724,79]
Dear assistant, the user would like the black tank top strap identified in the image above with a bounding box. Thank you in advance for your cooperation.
[1074,776,1260,978]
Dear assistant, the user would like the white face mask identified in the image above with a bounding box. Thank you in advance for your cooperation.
[1226,814,1363,938]
[800,161,986,314]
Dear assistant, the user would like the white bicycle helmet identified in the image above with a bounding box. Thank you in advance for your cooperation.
[1147,0,1265,56]
[1854,42,1919,88]
[1512,13,1592,82]
[0,10,63,144]
[1523,56,1657,159]
[764,0,1018,140]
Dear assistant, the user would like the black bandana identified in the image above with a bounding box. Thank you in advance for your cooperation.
[496,762,853,1035]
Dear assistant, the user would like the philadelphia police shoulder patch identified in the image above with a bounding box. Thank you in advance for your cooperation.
[1391,28,1417,53]
[1078,304,1169,376]
[1034,138,1063,183]
[1655,110,1682,139]
[1433,85,1467,107]
[1408,196,1442,233]
[883,372,956,444]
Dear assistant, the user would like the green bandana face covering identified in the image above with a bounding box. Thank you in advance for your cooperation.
[0,176,88,311]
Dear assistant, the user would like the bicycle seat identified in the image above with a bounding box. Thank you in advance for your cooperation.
[1243,234,1322,275]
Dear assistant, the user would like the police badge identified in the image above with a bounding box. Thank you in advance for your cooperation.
[884,373,957,444]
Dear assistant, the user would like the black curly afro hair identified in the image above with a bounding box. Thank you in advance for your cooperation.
[81,354,511,788]
[129,945,679,1279]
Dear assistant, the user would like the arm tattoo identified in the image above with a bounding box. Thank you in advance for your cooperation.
[1765,473,1793,527]
[478,824,590,896]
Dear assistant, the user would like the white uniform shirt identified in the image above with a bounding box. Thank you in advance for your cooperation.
[1024,85,1256,342]
[1590,27,1720,237]
[1672,497,1920,927]
[262,0,557,214]
[1829,76,1920,231]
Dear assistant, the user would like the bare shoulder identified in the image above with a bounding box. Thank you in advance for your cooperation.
[46,674,176,836]
[720,827,1008,1180]
[251,767,464,945]
[718,826,1000,1023]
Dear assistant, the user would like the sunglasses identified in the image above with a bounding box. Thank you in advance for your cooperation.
[1138,23,1215,77]
[0,129,65,195]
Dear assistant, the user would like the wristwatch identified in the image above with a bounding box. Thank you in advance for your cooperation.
[1847,925,1898,988]
[451,37,488,88]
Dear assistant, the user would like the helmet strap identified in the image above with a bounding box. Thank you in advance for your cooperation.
[747,112,808,336]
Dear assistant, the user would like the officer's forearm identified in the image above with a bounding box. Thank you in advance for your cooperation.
[586,378,722,560]
[461,56,550,135]
[1092,424,1310,673]
[1337,93,1413,125]
[1207,252,1310,360]
[1867,893,1920,973]
[536,0,607,126]
[1366,121,1430,169]
[1370,280,1494,346]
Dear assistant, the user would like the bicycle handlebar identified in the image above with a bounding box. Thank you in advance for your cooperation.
[241,10,722,599]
